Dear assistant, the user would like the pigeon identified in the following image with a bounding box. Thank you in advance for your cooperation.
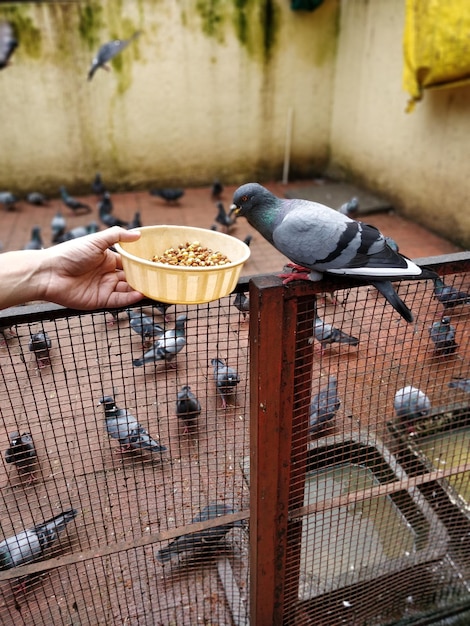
[429,316,458,356]
[5,432,37,481]
[0,191,18,211]
[127,210,142,229]
[132,314,188,368]
[98,395,167,453]
[56,222,99,243]
[243,234,253,248]
[215,201,236,232]
[0,324,17,345]
[156,503,242,563]
[154,301,172,322]
[176,385,201,433]
[98,190,113,216]
[394,386,431,432]
[92,172,106,196]
[448,378,470,394]
[309,375,340,434]
[126,308,165,348]
[23,226,44,250]
[28,332,52,368]
[433,277,470,309]
[60,186,92,214]
[88,31,141,81]
[149,188,185,204]
[51,210,67,244]
[0,508,78,571]
[338,196,359,217]
[230,183,435,323]
[211,358,240,409]
[211,179,224,200]
[309,312,359,353]
[0,21,18,70]
[26,192,48,206]
[233,291,250,321]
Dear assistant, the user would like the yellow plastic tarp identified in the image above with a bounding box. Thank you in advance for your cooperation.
[403,0,470,112]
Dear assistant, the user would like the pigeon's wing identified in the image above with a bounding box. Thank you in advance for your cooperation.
[0,530,41,569]
[106,410,140,441]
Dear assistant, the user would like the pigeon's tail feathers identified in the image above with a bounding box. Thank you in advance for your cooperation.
[156,544,176,563]
[34,508,78,549]
[370,280,414,323]
[336,330,360,346]
[141,436,167,453]
[133,357,144,367]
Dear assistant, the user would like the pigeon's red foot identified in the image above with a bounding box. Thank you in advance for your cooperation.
[278,272,312,284]
[285,262,312,273]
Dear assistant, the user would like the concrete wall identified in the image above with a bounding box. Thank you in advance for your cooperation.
[330,0,470,248]
[0,0,339,194]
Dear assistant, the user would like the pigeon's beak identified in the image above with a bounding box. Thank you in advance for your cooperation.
[229,204,239,217]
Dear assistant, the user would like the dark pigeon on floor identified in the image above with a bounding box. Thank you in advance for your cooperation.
[149,188,185,204]
[0,191,18,211]
[156,503,242,563]
[55,222,99,243]
[23,226,44,250]
[233,292,249,321]
[92,172,106,196]
[429,316,458,356]
[0,21,18,70]
[132,314,188,368]
[215,201,236,232]
[98,395,167,454]
[60,186,92,214]
[309,375,340,434]
[310,311,359,353]
[211,179,224,201]
[88,31,141,81]
[230,183,437,323]
[127,210,142,229]
[5,432,37,481]
[433,277,470,309]
[51,210,67,244]
[127,308,165,348]
[176,385,201,433]
[28,331,52,368]
[0,508,78,571]
[394,385,431,432]
[26,192,48,206]
[211,358,240,409]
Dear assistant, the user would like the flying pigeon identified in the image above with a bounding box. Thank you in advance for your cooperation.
[309,312,359,353]
[0,508,78,571]
[211,179,224,200]
[230,183,435,323]
[5,432,37,481]
[26,192,48,206]
[132,314,188,368]
[23,226,44,250]
[211,358,240,409]
[215,201,236,232]
[51,210,67,244]
[429,316,458,356]
[233,291,250,321]
[448,378,470,394]
[0,21,18,70]
[98,395,167,454]
[59,186,92,214]
[394,386,431,432]
[309,375,340,434]
[0,191,18,211]
[28,332,52,368]
[88,31,141,81]
[149,188,185,204]
[126,308,164,348]
[176,385,201,433]
[92,172,106,196]
[156,503,242,563]
[338,196,359,217]
[433,277,470,309]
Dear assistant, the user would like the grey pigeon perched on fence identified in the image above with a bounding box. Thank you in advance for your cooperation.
[28,332,52,368]
[0,21,18,70]
[233,291,250,321]
[433,277,470,309]
[156,503,242,563]
[0,508,78,571]
[88,31,141,81]
[394,386,431,432]
[211,358,240,409]
[5,432,37,481]
[132,314,188,367]
[127,308,164,348]
[176,385,201,433]
[98,395,167,454]
[149,188,185,204]
[23,226,44,250]
[230,183,435,323]
[310,312,359,353]
[0,191,18,211]
[309,375,340,434]
[429,316,458,356]
[60,186,92,214]
[448,378,470,394]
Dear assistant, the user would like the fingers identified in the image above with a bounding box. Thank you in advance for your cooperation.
[93,226,142,250]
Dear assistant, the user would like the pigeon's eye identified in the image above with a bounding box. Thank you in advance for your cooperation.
[241,195,248,202]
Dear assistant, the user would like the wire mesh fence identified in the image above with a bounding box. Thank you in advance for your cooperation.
[0,255,470,625]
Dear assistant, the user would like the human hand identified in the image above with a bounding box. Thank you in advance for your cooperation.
[41,227,143,310]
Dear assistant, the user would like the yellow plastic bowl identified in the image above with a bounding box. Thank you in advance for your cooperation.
[115,225,251,304]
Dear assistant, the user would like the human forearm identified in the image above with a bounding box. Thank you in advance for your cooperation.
[0,249,51,310]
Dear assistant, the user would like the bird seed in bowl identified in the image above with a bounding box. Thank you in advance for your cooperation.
[152,241,232,267]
